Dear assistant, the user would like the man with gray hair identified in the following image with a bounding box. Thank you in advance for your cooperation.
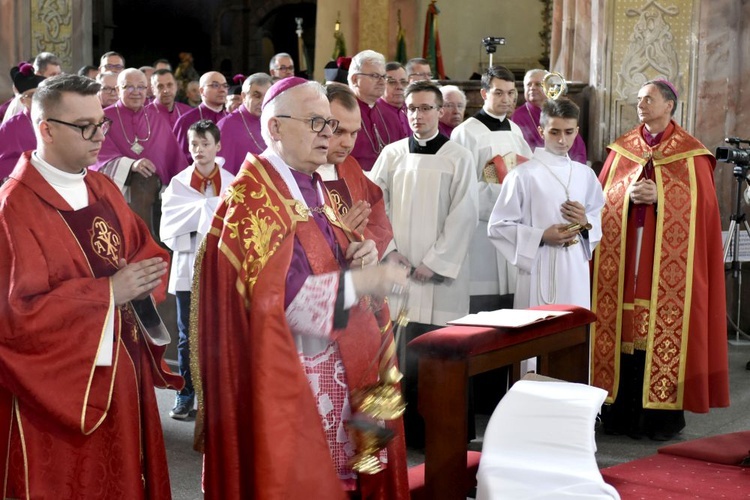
[269,52,295,80]
[511,68,587,163]
[217,72,272,174]
[0,73,180,498]
[93,68,187,190]
[406,57,432,82]
[439,84,467,137]
[347,50,404,171]
[195,76,410,498]
[96,71,119,108]
[33,51,63,77]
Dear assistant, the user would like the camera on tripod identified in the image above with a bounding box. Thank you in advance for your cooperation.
[482,37,506,54]
[716,137,750,171]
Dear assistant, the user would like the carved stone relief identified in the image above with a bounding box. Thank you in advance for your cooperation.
[31,0,73,70]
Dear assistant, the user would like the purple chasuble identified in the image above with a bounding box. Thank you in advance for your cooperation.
[0,98,12,122]
[284,168,345,307]
[217,105,266,175]
[173,103,229,162]
[511,101,588,164]
[94,102,188,185]
[350,98,403,172]
[0,109,35,179]
[148,101,193,129]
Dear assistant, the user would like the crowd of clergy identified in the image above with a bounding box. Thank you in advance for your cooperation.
[0,45,731,499]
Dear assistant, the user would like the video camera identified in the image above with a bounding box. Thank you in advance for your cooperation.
[716,137,750,167]
[482,37,506,54]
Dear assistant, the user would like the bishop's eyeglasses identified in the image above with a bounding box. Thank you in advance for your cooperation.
[275,115,340,134]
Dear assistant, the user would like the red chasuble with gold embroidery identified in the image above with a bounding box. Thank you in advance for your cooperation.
[591,121,729,413]
[194,154,409,499]
[327,155,394,258]
[0,153,182,499]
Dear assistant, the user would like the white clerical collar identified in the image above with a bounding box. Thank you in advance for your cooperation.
[30,151,89,209]
[316,163,338,181]
[262,148,324,207]
[483,108,506,121]
[414,130,440,147]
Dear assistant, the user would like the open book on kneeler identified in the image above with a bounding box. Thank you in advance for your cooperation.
[448,308,571,328]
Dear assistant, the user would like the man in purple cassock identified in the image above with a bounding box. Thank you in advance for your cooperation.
[377,62,411,139]
[0,65,45,180]
[347,51,405,171]
[173,71,229,162]
[511,69,587,164]
[148,69,193,129]
[93,68,187,191]
[216,72,272,175]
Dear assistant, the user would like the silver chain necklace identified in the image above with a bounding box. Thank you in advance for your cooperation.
[238,107,264,151]
[115,103,151,155]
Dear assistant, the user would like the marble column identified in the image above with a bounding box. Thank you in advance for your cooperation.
[0,0,92,101]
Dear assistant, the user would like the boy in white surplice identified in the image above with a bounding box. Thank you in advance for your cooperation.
[159,119,234,419]
[488,99,604,309]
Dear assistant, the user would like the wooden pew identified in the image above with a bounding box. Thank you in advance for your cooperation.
[408,304,596,500]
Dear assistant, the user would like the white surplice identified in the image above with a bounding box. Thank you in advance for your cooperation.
[159,161,235,294]
[487,148,604,309]
[451,116,532,296]
[370,137,478,325]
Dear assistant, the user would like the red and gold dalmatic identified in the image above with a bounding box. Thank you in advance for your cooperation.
[591,121,729,412]
[192,155,408,499]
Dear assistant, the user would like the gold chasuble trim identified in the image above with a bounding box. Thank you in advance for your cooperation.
[590,153,642,403]
[642,156,696,409]
[12,397,30,500]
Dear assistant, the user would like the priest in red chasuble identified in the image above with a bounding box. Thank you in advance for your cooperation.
[0,74,182,498]
[317,83,394,258]
[194,77,410,499]
[592,79,729,441]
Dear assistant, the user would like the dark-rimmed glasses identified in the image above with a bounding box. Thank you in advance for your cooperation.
[274,65,295,72]
[354,73,387,82]
[47,117,112,140]
[406,105,441,114]
[275,115,339,133]
[386,78,409,87]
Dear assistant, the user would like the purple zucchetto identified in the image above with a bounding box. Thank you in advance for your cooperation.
[653,79,678,100]
[261,76,308,111]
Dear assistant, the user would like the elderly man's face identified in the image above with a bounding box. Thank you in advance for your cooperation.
[186,82,201,103]
[524,72,546,108]
[117,71,148,112]
[440,92,466,127]
[243,82,271,117]
[384,67,408,108]
[351,61,386,105]
[270,87,335,174]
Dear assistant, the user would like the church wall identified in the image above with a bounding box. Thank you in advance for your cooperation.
[0,0,92,101]
[313,0,546,83]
